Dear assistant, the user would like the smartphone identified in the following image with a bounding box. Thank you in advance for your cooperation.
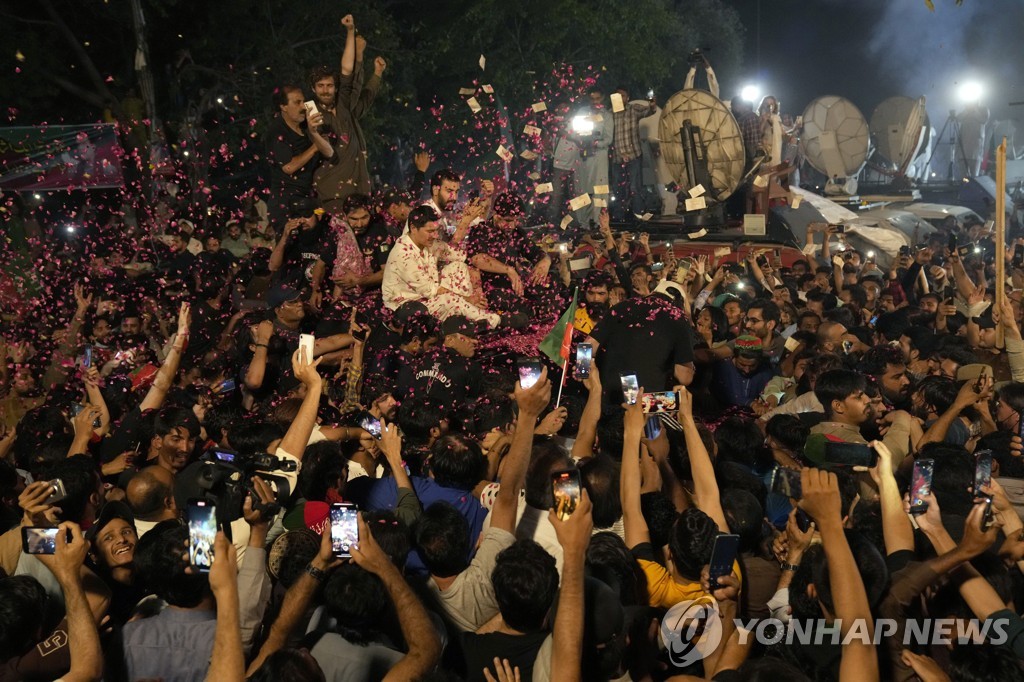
[47,478,67,504]
[360,414,382,440]
[620,373,639,405]
[644,415,663,440]
[708,534,740,588]
[551,469,582,521]
[299,334,315,362]
[303,100,319,117]
[909,459,935,515]
[899,245,911,257]
[841,339,854,355]
[651,262,665,272]
[824,442,878,469]
[957,244,973,258]
[217,378,237,393]
[574,344,592,379]
[770,466,802,499]
[831,224,846,234]
[330,502,359,558]
[642,390,679,414]
[1014,244,1024,269]
[517,357,543,389]
[71,404,101,429]
[974,450,992,500]
[22,527,60,555]
[186,499,217,572]
[982,497,995,531]
[948,233,958,252]
[83,345,93,369]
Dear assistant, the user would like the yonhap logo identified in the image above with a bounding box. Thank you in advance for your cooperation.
[660,597,724,667]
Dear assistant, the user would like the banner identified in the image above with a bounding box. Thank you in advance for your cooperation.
[0,124,125,191]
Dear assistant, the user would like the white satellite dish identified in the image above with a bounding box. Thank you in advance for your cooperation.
[800,96,870,193]
[870,96,929,175]
[659,88,745,200]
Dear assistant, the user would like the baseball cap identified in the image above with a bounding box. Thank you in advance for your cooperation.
[87,500,136,543]
[288,196,320,218]
[266,284,302,309]
[392,300,429,326]
[441,314,478,339]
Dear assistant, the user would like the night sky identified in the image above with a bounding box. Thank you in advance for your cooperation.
[728,0,1024,134]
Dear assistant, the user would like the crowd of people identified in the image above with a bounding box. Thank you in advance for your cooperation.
[4,11,1024,682]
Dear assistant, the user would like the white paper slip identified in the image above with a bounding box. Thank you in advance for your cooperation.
[833,255,845,267]
[753,174,768,188]
[569,193,592,211]
[634,212,654,221]
[479,55,486,70]
[482,84,494,93]
[714,246,731,257]
[535,183,553,194]
[687,228,708,239]
[743,214,766,236]
[610,93,624,112]
[801,243,817,256]
[594,198,608,208]
[467,97,482,113]
[520,149,539,160]
[593,184,610,195]
[459,87,476,96]
[496,145,513,162]
[531,102,547,113]
[684,196,707,211]
[560,215,574,230]
[688,184,706,198]
[791,195,803,209]
[523,124,541,136]
[528,171,541,180]
[785,336,801,352]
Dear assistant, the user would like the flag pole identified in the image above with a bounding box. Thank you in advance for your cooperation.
[556,353,569,408]
[555,287,579,408]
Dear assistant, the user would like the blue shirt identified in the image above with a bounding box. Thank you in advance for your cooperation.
[122,606,216,682]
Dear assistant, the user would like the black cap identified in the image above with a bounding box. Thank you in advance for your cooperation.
[266,284,302,309]
[87,500,135,543]
[288,196,320,218]
[441,314,478,339]
[392,300,429,326]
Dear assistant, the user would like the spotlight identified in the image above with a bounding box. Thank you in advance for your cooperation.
[741,85,760,103]
[958,81,983,103]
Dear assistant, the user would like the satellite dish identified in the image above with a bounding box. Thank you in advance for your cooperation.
[870,96,929,175]
[659,89,745,200]
[800,96,870,192]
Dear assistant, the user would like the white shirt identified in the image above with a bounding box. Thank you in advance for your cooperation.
[381,232,466,310]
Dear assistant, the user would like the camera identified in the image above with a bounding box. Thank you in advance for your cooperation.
[186,448,297,523]
[688,48,709,66]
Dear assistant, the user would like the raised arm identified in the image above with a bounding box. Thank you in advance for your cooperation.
[621,392,649,548]
[546,489,592,682]
[340,15,356,77]
[205,532,244,682]
[799,469,878,682]
[678,387,729,532]
[570,365,602,460]
[868,441,914,555]
[139,302,190,412]
[277,348,323,462]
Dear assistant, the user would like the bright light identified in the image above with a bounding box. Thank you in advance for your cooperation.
[216,97,223,104]
[571,115,594,135]
[182,151,190,157]
[736,282,746,290]
[867,250,875,258]
[958,81,983,103]
[65,224,76,234]
[741,85,760,102]
[33,193,41,200]
[974,246,982,254]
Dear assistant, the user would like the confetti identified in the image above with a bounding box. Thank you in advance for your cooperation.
[790,195,803,208]
[531,102,547,113]
[560,215,574,230]
[688,184,705,198]
[833,255,845,267]
[523,124,541,136]
[714,247,731,257]
[753,174,768,188]
[594,198,607,208]
[535,183,553,194]
[684,196,706,211]
[568,194,592,211]
[743,214,767,235]
[15,50,25,62]
[479,54,486,70]
[496,144,513,162]
[687,228,707,239]
[467,97,482,113]
[520,149,539,160]
[610,93,624,112]
[459,87,476,96]
[634,212,654,221]
[482,84,494,93]
[802,243,818,255]
[593,184,609,195]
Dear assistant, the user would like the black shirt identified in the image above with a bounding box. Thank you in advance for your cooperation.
[274,223,336,290]
[397,345,479,409]
[591,295,696,399]
[463,220,545,288]
[265,116,317,214]
[461,630,548,682]
[356,219,396,272]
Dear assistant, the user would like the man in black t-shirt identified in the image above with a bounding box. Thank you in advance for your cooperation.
[264,83,334,224]
[590,281,696,400]
[397,314,480,409]
[268,197,337,308]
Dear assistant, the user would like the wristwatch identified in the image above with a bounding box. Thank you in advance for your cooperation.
[781,561,800,572]
[304,563,327,582]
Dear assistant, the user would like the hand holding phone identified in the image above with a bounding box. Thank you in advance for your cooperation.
[551,469,582,521]
[909,459,935,515]
[517,357,544,389]
[299,334,315,363]
[707,534,740,589]
[330,503,359,558]
[620,374,639,405]
[574,344,592,380]
[187,500,217,572]
[974,450,992,500]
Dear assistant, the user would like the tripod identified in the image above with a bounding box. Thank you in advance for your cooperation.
[922,109,971,183]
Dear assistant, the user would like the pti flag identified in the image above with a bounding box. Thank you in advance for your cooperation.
[539,289,578,366]
[0,124,125,191]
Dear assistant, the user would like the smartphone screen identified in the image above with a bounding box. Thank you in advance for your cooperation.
[974,450,992,500]
[824,442,878,469]
[642,391,679,414]
[770,466,802,499]
[644,415,663,440]
[212,449,236,463]
[708,534,740,588]
[360,415,382,440]
[330,503,359,558]
[551,469,582,521]
[22,527,59,555]
[574,344,592,379]
[83,345,93,368]
[517,357,543,389]
[1014,244,1024,269]
[620,374,639,405]
[187,500,217,572]
[217,378,237,393]
[909,459,935,515]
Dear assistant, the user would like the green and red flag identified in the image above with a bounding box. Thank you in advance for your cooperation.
[539,289,579,367]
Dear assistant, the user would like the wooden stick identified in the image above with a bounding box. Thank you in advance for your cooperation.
[996,137,1007,350]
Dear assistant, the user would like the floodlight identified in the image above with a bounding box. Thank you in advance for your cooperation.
[571,115,594,135]
[958,81,983,103]
[741,85,760,103]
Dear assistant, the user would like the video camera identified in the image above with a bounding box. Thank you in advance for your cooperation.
[187,447,297,525]
[688,47,710,66]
